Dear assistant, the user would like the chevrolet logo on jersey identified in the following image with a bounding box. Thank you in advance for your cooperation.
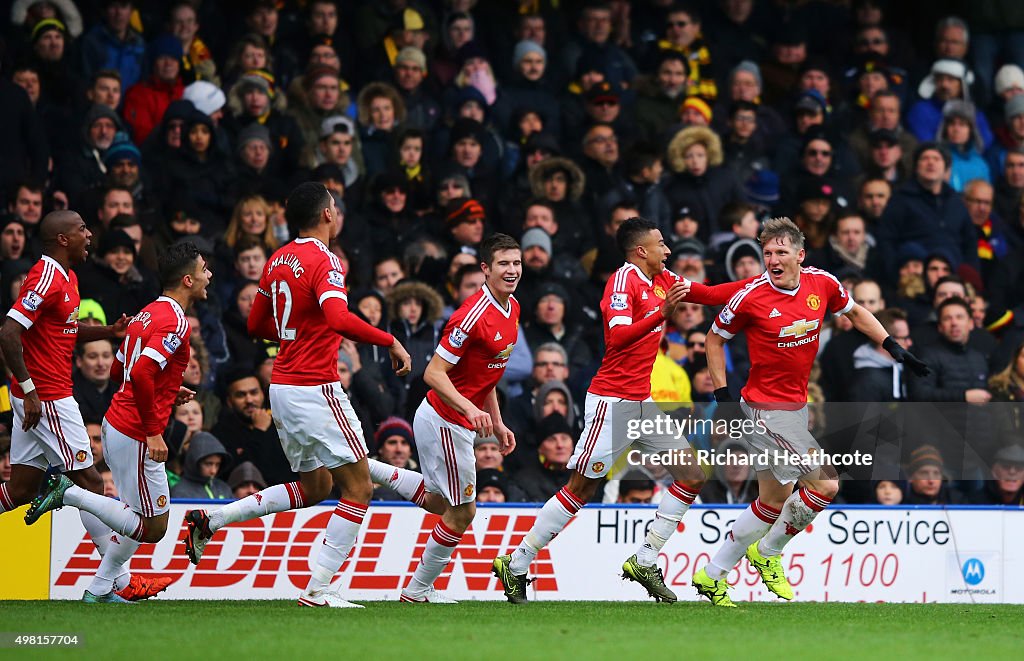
[494,343,515,360]
[778,318,820,338]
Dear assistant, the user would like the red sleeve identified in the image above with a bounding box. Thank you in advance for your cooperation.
[824,273,855,315]
[131,355,164,437]
[434,305,471,364]
[6,263,49,329]
[322,297,395,346]
[685,277,757,306]
[247,289,279,340]
[607,313,665,350]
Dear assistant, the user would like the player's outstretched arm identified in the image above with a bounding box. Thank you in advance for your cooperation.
[844,304,930,376]
[321,297,396,347]
[424,353,492,437]
[684,276,757,306]
[606,282,687,351]
[0,318,42,430]
[78,314,130,342]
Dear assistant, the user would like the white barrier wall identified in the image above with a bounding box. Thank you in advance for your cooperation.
[49,504,1024,603]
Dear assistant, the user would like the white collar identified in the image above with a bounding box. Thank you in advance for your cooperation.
[482,284,512,318]
[42,255,69,280]
[623,262,653,287]
[293,236,327,248]
[766,273,800,297]
[157,295,185,316]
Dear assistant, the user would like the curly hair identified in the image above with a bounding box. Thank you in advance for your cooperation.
[356,82,407,129]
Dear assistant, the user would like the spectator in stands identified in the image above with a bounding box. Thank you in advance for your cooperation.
[477,468,510,503]
[228,461,267,499]
[665,126,743,241]
[873,480,905,505]
[224,69,304,176]
[579,123,628,216]
[529,158,591,256]
[909,297,991,406]
[387,280,443,388]
[495,40,560,140]
[905,445,963,505]
[908,59,993,150]
[55,104,122,204]
[993,147,1024,224]
[524,282,592,376]
[970,445,1024,506]
[557,3,637,88]
[700,440,758,504]
[212,367,295,487]
[290,66,351,168]
[848,90,917,173]
[877,143,977,280]
[73,339,116,422]
[938,101,991,191]
[635,51,691,143]
[509,413,575,502]
[614,471,656,504]
[357,82,406,179]
[475,436,504,472]
[962,180,1013,283]
[78,0,146,91]
[162,110,235,227]
[0,218,27,262]
[123,34,185,145]
[714,60,785,144]
[76,229,159,319]
[171,432,233,500]
[850,309,913,402]
[6,181,45,228]
[174,399,204,433]
[857,177,891,228]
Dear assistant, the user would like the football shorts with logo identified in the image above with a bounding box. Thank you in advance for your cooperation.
[10,395,93,472]
[567,393,692,479]
[102,418,170,516]
[413,399,477,507]
[740,401,822,484]
[269,382,368,473]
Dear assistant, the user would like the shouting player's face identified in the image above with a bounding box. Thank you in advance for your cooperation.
[636,229,671,275]
[482,248,522,298]
[762,236,804,290]
[187,256,213,302]
[63,215,92,264]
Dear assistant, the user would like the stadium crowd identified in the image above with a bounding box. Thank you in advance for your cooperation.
[0,0,1023,509]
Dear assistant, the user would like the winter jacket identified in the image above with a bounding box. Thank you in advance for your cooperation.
[907,98,993,151]
[908,337,989,403]
[877,179,978,279]
[55,104,125,205]
[849,343,906,402]
[78,24,146,91]
[170,432,233,500]
[509,460,573,503]
[664,167,744,242]
[211,408,296,487]
[75,259,160,321]
[0,80,48,197]
[948,145,991,191]
[387,281,445,384]
[123,76,185,145]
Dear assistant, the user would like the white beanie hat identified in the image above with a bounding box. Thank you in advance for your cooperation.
[995,64,1024,96]
[183,81,226,116]
[918,59,974,99]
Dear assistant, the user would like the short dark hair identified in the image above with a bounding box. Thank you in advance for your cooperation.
[285,181,332,233]
[11,179,43,197]
[616,216,658,253]
[937,295,970,319]
[453,263,483,288]
[718,201,754,232]
[108,213,139,231]
[234,234,267,258]
[608,200,640,224]
[623,143,661,178]
[875,308,907,336]
[158,241,202,289]
[729,100,758,117]
[480,233,521,266]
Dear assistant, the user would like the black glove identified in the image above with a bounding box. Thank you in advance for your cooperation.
[713,387,734,403]
[883,336,931,376]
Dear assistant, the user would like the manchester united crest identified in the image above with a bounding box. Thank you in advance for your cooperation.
[463,484,475,498]
[75,450,88,462]
[653,286,666,300]
[592,461,605,473]
[806,294,821,311]
[157,495,168,508]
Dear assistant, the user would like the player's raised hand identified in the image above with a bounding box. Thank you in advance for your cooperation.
[389,339,412,377]
[110,314,131,338]
[175,386,196,405]
[494,422,516,456]
[466,406,494,438]
[661,281,689,318]
[146,434,168,462]
[22,390,42,431]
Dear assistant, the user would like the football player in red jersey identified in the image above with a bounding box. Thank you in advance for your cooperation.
[494,217,753,604]
[183,182,412,609]
[692,218,929,607]
[397,233,521,604]
[26,240,210,603]
[0,211,174,601]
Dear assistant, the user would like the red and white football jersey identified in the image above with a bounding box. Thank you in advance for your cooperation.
[428,285,520,429]
[6,256,80,400]
[258,237,349,386]
[106,296,192,441]
[589,263,684,400]
[711,267,853,408]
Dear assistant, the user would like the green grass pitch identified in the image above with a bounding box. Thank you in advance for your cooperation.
[1,601,1020,659]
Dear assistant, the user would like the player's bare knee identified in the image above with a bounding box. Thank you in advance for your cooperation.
[814,479,840,500]
[567,472,598,501]
[422,493,447,515]
[446,503,476,533]
[341,478,373,505]
[141,515,169,543]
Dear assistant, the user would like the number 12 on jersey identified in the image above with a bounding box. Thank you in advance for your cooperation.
[270,280,296,341]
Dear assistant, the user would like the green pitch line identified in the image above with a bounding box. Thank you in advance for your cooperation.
[0,601,1019,660]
